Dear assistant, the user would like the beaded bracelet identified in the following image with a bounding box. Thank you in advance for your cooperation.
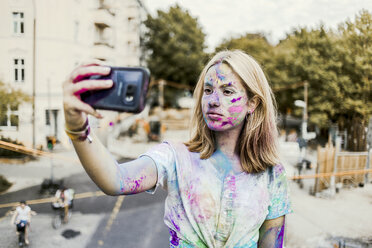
[65,119,92,143]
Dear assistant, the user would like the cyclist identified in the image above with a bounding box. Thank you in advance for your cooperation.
[52,186,74,223]
[10,200,32,245]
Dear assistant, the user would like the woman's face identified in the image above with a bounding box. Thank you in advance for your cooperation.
[202,63,251,132]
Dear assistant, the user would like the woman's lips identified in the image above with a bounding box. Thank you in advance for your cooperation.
[207,113,223,120]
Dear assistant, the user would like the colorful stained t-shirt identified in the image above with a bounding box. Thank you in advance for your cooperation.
[142,142,292,248]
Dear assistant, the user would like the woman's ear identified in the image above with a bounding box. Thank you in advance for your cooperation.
[248,95,259,113]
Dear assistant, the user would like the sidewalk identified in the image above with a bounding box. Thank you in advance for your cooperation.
[0,148,83,194]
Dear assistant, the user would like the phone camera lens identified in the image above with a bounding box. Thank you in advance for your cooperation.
[124,85,136,103]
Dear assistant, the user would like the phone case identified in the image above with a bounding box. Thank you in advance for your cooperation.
[80,67,150,113]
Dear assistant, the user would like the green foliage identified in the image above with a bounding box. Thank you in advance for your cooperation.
[143,5,207,87]
[337,9,372,119]
[0,81,30,126]
[215,33,273,66]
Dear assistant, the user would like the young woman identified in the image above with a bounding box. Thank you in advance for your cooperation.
[63,50,292,247]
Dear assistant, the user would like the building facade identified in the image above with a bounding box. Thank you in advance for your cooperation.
[0,0,145,148]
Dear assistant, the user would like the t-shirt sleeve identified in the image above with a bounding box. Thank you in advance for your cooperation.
[139,141,176,193]
[266,164,293,220]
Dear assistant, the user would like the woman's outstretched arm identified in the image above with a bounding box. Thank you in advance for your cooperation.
[64,62,157,195]
[258,216,286,248]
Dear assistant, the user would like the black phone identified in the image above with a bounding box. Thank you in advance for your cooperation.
[80,67,150,113]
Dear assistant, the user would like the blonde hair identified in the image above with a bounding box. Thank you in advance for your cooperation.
[185,50,279,173]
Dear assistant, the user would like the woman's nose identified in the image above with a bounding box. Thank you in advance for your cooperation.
[208,94,220,107]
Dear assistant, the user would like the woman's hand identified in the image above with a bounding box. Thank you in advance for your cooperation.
[63,62,113,130]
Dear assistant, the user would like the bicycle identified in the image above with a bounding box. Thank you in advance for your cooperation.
[15,221,28,247]
[51,204,72,229]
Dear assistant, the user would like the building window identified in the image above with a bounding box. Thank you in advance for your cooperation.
[0,105,19,129]
[13,12,24,34]
[45,109,50,125]
[14,59,25,82]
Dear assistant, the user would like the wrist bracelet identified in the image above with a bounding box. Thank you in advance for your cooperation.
[65,119,92,143]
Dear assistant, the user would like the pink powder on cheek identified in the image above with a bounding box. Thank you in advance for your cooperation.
[228,105,243,113]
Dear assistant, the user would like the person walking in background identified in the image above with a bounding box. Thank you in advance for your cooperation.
[63,50,292,247]
[10,200,34,245]
[52,186,74,223]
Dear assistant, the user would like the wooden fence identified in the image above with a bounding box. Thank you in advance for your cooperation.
[314,139,371,193]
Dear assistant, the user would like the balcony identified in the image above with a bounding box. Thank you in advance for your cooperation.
[93,8,114,28]
[92,43,114,61]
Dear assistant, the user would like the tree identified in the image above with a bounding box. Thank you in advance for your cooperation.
[0,81,30,128]
[143,5,207,87]
[271,10,371,150]
[214,33,274,66]
[336,9,372,150]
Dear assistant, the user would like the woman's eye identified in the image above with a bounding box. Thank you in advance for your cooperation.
[224,89,234,95]
[204,88,212,94]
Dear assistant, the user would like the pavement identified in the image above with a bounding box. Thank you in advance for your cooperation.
[0,129,371,247]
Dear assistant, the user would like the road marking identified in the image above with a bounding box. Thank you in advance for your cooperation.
[0,190,106,209]
[98,195,125,246]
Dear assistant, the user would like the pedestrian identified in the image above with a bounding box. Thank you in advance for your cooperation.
[63,50,292,247]
[52,186,74,223]
[10,200,34,245]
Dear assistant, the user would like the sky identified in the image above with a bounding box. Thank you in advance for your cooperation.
[142,0,372,51]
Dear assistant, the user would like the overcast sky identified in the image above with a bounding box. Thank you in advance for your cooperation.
[142,0,372,51]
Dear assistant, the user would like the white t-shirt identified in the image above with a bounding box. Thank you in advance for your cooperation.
[142,142,292,248]
[55,189,73,205]
[16,206,31,222]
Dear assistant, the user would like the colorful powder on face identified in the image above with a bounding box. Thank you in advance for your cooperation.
[215,63,226,82]
[221,121,233,126]
[231,97,242,103]
[228,105,243,113]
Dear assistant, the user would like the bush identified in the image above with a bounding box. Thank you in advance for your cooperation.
[0,174,12,193]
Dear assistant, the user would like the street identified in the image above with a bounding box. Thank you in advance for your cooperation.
[0,165,170,248]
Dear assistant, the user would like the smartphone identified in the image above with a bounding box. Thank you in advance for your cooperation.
[80,67,150,113]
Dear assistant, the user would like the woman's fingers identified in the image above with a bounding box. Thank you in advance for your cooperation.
[70,65,111,83]
[65,97,103,119]
[69,79,113,95]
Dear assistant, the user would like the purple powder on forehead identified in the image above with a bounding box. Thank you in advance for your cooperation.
[169,229,180,246]
[215,63,226,81]
[231,97,242,103]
